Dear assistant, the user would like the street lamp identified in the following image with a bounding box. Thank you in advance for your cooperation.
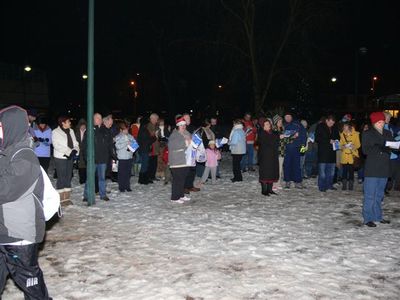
[218,84,222,89]
[82,74,88,79]
[331,77,337,83]
[24,65,32,72]
[130,81,135,86]
[371,76,379,94]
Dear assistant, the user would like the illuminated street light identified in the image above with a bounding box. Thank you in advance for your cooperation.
[24,65,32,72]
[373,76,378,81]
[82,74,88,79]
[130,81,135,86]
[136,73,140,76]
[218,85,222,89]
[331,77,337,83]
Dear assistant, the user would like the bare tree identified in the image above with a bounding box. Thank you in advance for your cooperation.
[220,0,330,112]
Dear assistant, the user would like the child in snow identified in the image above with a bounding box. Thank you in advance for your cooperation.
[201,140,221,184]
[115,123,137,192]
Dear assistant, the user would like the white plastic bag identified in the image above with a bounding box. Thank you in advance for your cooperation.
[40,167,61,221]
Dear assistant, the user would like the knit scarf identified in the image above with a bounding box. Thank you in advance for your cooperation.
[61,127,74,149]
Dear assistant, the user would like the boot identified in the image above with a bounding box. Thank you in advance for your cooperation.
[268,183,278,195]
[342,179,348,191]
[261,183,270,196]
[61,189,73,207]
[138,173,148,185]
[348,180,354,191]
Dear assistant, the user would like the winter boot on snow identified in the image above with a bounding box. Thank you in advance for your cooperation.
[348,180,354,191]
[61,189,73,207]
[268,183,278,195]
[342,179,348,191]
[261,183,270,196]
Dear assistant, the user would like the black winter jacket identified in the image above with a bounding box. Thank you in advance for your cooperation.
[82,125,114,164]
[362,128,393,178]
[315,123,340,163]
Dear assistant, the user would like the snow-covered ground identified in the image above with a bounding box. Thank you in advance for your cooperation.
[3,155,400,300]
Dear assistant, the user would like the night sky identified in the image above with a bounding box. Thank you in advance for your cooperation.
[1,1,399,120]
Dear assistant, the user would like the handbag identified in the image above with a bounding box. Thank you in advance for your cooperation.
[40,166,62,221]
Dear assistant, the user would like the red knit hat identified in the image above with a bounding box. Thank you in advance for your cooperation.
[175,117,186,126]
[370,112,385,124]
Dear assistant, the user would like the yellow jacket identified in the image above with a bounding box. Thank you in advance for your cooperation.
[339,130,360,164]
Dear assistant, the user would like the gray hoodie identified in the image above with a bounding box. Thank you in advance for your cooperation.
[168,129,188,168]
[0,106,45,243]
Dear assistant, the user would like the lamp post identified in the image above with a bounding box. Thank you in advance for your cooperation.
[86,0,95,206]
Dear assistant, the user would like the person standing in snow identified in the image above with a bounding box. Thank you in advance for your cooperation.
[75,118,87,184]
[272,114,285,190]
[258,119,280,196]
[229,119,246,182]
[137,117,157,185]
[200,140,221,185]
[241,113,257,172]
[0,105,51,299]
[362,112,393,227]
[168,116,191,204]
[339,122,360,191]
[52,116,79,206]
[115,123,136,192]
[33,116,52,173]
[183,113,200,193]
[283,112,307,189]
[315,115,340,192]
[147,113,160,182]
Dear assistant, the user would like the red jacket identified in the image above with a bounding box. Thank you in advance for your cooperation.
[243,120,257,143]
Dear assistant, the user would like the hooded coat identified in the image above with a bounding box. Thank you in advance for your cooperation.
[0,106,45,243]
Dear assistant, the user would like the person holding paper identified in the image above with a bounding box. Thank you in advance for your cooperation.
[168,117,191,203]
[229,119,246,182]
[339,123,360,191]
[115,122,137,192]
[315,115,340,192]
[282,112,307,189]
[361,112,393,227]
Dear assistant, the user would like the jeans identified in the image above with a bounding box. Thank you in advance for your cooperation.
[0,244,51,299]
[84,163,107,198]
[318,163,336,191]
[241,144,254,170]
[363,177,388,223]
[232,154,244,181]
[305,147,318,177]
[300,155,306,178]
[54,157,73,191]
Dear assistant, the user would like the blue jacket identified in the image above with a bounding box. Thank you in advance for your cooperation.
[284,121,307,149]
[229,125,246,155]
[34,127,52,158]
[115,133,136,160]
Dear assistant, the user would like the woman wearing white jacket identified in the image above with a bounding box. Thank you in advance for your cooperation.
[229,119,246,182]
[52,116,79,206]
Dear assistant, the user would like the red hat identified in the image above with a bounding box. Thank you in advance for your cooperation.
[175,117,186,126]
[370,112,385,124]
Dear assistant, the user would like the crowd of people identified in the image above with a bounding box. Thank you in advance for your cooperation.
[24,108,400,228]
[1,104,399,299]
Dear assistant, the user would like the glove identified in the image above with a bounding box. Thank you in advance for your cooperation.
[64,149,78,160]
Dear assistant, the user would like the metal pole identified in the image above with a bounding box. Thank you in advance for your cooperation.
[86,0,95,206]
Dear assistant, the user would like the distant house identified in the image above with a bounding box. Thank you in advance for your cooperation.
[0,62,49,109]
[376,94,400,118]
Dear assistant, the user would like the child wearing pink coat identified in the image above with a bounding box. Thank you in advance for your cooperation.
[201,140,221,184]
